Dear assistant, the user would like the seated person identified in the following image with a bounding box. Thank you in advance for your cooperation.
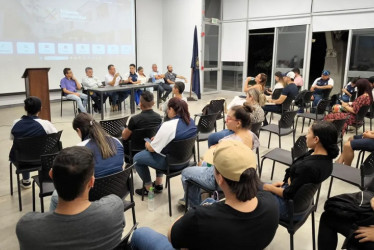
[264,71,286,96]
[341,77,358,102]
[337,130,374,166]
[162,81,187,121]
[209,88,265,147]
[318,194,374,250]
[105,64,129,111]
[81,67,107,113]
[61,68,88,113]
[130,140,279,250]
[324,79,372,134]
[262,71,298,126]
[293,67,304,89]
[50,113,124,211]
[137,66,152,92]
[134,98,197,196]
[149,64,168,100]
[181,104,259,207]
[124,63,142,108]
[263,121,339,221]
[10,96,57,188]
[243,73,267,93]
[16,146,125,250]
[310,70,334,109]
[163,65,188,101]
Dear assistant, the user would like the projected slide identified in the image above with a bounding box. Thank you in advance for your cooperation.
[0,0,136,93]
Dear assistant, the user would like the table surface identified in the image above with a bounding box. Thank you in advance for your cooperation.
[87,82,159,92]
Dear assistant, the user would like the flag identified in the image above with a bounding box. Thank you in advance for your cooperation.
[191,25,201,99]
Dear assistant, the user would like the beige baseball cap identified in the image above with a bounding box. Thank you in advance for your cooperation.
[212,140,257,181]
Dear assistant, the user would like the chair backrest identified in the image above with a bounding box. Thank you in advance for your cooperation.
[100,117,129,138]
[315,99,330,115]
[360,152,374,190]
[291,136,307,162]
[322,88,332,99]
[196,113,219,134]
[292,183,320,213]
[127,126,159,152]
[355,105,371,124]
[208,99,225,119]
[165,136,196,168]
[14,131,63,165]
[272,88,283,100]
[89,164,133,201]
[281,95,295,111]
[332,117,350,141]
[38,153,58,184]
[279,110,297,129]
[250,121,262,138]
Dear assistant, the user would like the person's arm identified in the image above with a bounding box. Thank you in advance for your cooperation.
[122,128,132,140]
[270,94,287,105]
[165,73,175,85]
[341,101,354,113]
[315,84,333,90]
[263,182,285,197]
[355,198,374,243]
[168,209,198,249]
[108,74,120,86]
[310,79,318,91]
[72,76,82,90]
[167,215,183,242]
[342,88,351,96]
[176,75,188,83]
[243,77,253,92]
[363,131,374,139]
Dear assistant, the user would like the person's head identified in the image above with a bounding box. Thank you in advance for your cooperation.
[292,68,300,76]
[139,91,154,110]
[138,66,144,76]
[246,88,266,106]
[285,71,295,83]
[85,67,93,77]
[152,64,158,72]
[274,71,284,83]
[321,70,330,81]
[255,73,267,86]
[350,77,359,87]
[213,140,259,202]
[129,64,136,73]
[167,97,190,124]
[368,76,374,84]
[355,78,373,103]
[167,65,173,72]
[108,64,116,75]
[24,96,42,116]
[306,121,339,159]
[50,146,95,201]
[173,81,185,95]
[63,68,72,78]
[226,104,252,131]
[72,113,116,159]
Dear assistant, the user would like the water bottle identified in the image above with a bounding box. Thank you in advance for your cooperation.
[148,187,155,211]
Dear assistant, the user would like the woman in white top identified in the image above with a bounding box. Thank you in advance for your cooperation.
[265,71,286,96]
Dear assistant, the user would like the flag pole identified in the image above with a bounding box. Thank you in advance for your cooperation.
[188,68,197,101]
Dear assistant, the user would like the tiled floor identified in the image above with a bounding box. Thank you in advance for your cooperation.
[0,91,361,249]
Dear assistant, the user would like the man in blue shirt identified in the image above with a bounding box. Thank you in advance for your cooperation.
[60,68,88,113]
[310,70,334,110]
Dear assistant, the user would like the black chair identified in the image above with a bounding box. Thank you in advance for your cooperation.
[325,94,340,113]
[295,99,329,133]
[327,151,374,198]
[300,90,313,112]
[32,153,58,212]
[332,117,350,152]
[142,136,197,216]
[113,222,138,250]
[365,102,374,130]
[259,136,307,179]
[89,165,137,226]
[185,179,219,213]
[279,183,321,250]
[351,105,370,135]
[271,88,283,100]
[260,110,297,148]
[207,99,226,130]
[60,85,77,117]
[100,117,129,139]
[194,113,219,160]
[250,121,263,168]
[268,95,295,124]
[10,131,62,211]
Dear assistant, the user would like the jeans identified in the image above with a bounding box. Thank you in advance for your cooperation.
[22,172,30,180]
[158,82,172,99]
[312,93,323,110]
[90,92,107,111]
[341,94,350,103]
[262,105,282,124]
[107,91,129,106]
[49,190,58,211]
[66,93,88,112]
[181,166,216,207]
[207,129,234,147]
[131,227,175,250]
[134,89,142,105]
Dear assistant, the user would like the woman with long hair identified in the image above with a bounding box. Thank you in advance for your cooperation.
[134,97,197,196]
[243,73,267,93]
[265,71,287,96]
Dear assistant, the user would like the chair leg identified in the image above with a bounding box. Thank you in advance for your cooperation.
[371,119,372,131]
[185,183,189,213]
[295,117,299,132]
[290,233,294,250]
[312,211,316,250]
[268,132,272,148]
[301,117,305,133]
[141,182,145,201]
[10,162,13,196]
[270,161,276,180]
[60,99,63,117]
[40,197,44,213]
[259,157,266,178]
[167,177,172,217]
[279,135,281,148]
[327,177,333,198]
[32,181,36,212]
[256,148,260,170]
[17,173,22,211]
[197,141,200,162]
[131,206,137,225]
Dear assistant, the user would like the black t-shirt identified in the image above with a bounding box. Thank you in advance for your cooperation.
[279,83,299,107]
[171,191,279,250]
[127,109,162,132]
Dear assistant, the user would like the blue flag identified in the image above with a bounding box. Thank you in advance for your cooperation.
[191,25,201,99]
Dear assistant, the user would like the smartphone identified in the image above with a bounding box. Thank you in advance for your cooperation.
[144,138,152,143]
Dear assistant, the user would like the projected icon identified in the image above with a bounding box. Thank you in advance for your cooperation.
[0,42,13,54]
[107,45,119,55]
[17,42,35,54]
[76,44,90,54]
[121,45,132,55]
[38,43,55,54]
[58,43,74,54]
[92,44,105,54]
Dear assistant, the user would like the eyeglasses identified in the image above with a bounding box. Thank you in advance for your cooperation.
[226,115,238,121]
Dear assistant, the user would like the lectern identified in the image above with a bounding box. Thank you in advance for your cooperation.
[22,68,51,121]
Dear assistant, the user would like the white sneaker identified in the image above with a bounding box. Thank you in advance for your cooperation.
[20,179,31,189]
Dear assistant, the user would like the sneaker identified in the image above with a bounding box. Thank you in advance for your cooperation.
[20,179,31,189]
[135,187,148,196]
[152,181,163,193]
[178,198,186,206]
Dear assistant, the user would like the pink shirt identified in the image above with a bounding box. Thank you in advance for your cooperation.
[294,75,304,87]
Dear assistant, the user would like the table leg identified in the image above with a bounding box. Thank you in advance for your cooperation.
[157,86,160,109]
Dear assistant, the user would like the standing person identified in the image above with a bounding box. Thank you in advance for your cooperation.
[310,70,334,110]
[81,67,107,113]
[124,64,142,107]
[130,140,279,250]
[10,97,58,188]
[341,77,358,102]
[164,65,188,101]
[60,68,88,113]
[105,64,129,111]
[149,64,169,101]
[16,147,125,250]
[292,67,304,89]
[243,73,267,93]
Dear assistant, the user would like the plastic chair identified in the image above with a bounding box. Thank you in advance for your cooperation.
[271,88,283,100]
[268,94,295,124]
[60,85,77,117]
[259,136,307,179]
[296,90,313,112]
[141,136,197,216]
[194,113,219,160]
[32,153,58,212]
[332,117,350,152]
[100,116,129,138]
[208,99,226,130]
[350,105,370,135]
[10,131,62,211]
[365,102,374,130]
[260,110,297,148]
[295,99,329,133]
[327,151,374,198]
[89,164,137,226]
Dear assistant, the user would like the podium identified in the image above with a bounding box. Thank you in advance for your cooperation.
[22,68,51,121]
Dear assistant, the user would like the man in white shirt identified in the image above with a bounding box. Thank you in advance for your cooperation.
[149,64,170,101]
[81,67,107,113]
[310,70,334,111]
[105,64,129,111]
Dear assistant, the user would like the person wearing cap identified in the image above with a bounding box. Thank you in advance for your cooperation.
[263,121,339,221]
[310,70,334,111]
[262,71,298,126]
[130,140,279,250]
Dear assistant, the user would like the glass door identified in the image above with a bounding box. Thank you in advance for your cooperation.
[203,23,220,93]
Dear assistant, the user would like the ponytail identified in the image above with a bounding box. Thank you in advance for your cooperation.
[168,97,190,125]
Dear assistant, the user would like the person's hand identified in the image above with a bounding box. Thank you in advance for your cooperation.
[355,225,374,243]
[263,184,271,191]
[272,181,284,187]
[268,99,273,103]
[371,197,374,210]
[363,131,370,138]
[74,93,80,97]
[160,74,165,78]
[72,76,77,82]
[151,137,154,141]
[114,73,120,78]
